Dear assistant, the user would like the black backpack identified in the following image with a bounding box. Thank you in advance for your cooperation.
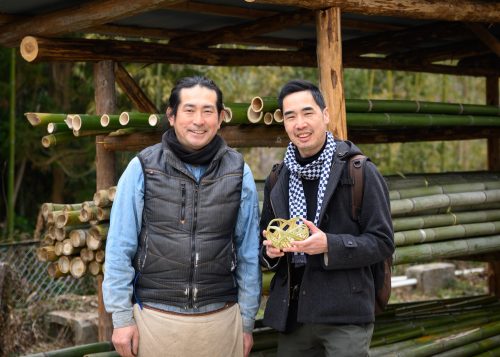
[267,155,392,314]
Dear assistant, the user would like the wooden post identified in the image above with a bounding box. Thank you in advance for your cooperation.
[94,60,116,341]
[486,76,500,298]
[316,7,347,140]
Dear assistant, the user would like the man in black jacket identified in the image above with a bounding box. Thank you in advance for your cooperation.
[260,80,394,357]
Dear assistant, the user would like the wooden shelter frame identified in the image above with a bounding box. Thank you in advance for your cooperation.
[2,0,499,341]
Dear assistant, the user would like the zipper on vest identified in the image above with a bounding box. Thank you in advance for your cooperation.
[188,183,199,308]
[180,183,186,224]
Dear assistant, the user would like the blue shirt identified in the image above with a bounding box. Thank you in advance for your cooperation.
[103,156,261,333]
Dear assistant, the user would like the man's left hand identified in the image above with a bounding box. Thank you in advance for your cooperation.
[243,332,253,357]
[282,218,328,255]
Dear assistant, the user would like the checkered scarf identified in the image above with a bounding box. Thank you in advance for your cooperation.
[284,131,336,264]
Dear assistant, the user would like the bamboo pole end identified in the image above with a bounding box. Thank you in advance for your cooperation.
[20,36,38,63]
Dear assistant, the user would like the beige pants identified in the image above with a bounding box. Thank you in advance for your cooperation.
[133,303,243,357]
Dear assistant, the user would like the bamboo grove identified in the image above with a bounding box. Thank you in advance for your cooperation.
[25,98,500,148]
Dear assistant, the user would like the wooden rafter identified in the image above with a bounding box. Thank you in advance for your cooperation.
[465,23,500,57]
[19,36,500,77]
[115,63,159,113]
[0,0,185,46]
[168,10,315,48]
[243,0,500,23]
[344,22,467,57]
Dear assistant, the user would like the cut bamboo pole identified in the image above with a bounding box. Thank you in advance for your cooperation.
[73,129,111,137]
[70,257,87,278]
[62,239,81,256]
[273,109,283,123]
[42,234,55,246]
[434,334,500,357]
[58,256,71,274]
[222,106,232,123]
[41,133,73,148]
[395,221,500,246]
[223,103,249,124]
[108,186,117,202]
[65,114,75,129]
[251,96,278,113]
[25,113,67,127]
[64,203,83,212]
[118,112,152,126]
[71,114,102,131]
[389,181,500,201]
[393,210,500,232]
[55,209,82,228]
[100,114,121,129]
[80,205,99,222]
[41,203,66,220]
[247,106,263,123]
[94,190,112,207]
[80,248,95,263]
[89,224,109,240]
[97,207,111,221]
[87,234,103,251]
[89,261,103,276]
[393,235,500,265]
[37,246,57,262]
[147,114,166,127]
[95,250,105,263]
[54,241,64,256]
[47,262,65,278]
[263,112,273,125]
[70,229,89,248]
[347,113,500,128]
[47,122,71,134]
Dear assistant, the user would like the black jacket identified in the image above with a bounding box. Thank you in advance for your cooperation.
[260,140,394,332]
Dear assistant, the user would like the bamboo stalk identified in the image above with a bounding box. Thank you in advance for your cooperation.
[47,122,71,134]
[55,224,89,241]
[57,256,71,274]
[434,334,500,357]
[95,250,105,263]
[37,246,57,262]
[263,112,273,125]
[108,186,117,201]
[107,128,144,136]
[393,210,500,232]
[41,133,73,148]
[54,241,64,256]
[395,221,500,246]
[80,248,95,263]
[393,235,500,265]
[47,262,65,278]
[251,96,278,113]
[70,229,89,248]
[42,233,55,246]
[391,190,500,216]
[70,114,103,131]
[390,181,500,200]
[24,341,114,357]
[64,203,83,212]
[41,203,66,220]
[73,129,111,137]
[94,189,112,207]
[118,112,152,126]
[88,261,103,276]
[80,205,99,222]
[147,113,167,127]
[223,103,249,124]
[97,207,111,221]
[65,114,75,129]
[100,114,121,129]
[273,109,283,123]
[70,257,87,278]
[25,113,67,127]
[247,106,263,123]
[62,238,82,256]
[89,224,109,240]
[473,345,500,356]
[55,209,82,228]
[86,234,103,251]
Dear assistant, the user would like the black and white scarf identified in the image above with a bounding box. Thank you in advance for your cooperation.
[284,131,336,264]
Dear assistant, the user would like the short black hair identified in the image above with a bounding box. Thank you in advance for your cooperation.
[278,79,326,111]
[167,76,224,117]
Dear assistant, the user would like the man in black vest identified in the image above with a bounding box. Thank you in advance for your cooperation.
[260,80,394,357]
[103,76,261,357]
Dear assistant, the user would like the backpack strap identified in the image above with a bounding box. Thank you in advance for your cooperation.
[268,162,284,191]
[348,154,368,221]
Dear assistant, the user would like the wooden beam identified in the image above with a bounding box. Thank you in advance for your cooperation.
[0,0,184,46]
[94,60,116,342]
[466,23,500,57]
[19,36,500,77]
[115,63,159,113]
[244,0,500,23]
[316,8,347,140]
[165,1,276,18]
[168,10,314,48]
[101,125,500,151]
[20,36,317,66]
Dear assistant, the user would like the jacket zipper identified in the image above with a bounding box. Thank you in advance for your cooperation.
[188,183,199,308]
[180,183,186,224]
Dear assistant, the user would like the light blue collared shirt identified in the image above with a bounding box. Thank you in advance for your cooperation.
[103,157,261,333]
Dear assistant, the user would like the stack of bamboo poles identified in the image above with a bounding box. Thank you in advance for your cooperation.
[25,112,164,148]
[36,186,116,279]
[25,98,500,148]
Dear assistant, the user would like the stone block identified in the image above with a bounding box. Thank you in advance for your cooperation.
[46,310,98,345]
[406,262,455,294]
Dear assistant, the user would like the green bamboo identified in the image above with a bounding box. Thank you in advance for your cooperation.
[347,113,500,128]
[391,190,500,216]
[385,172,500,191]
[72,114,103,131]
[119,112,153,126]
[393,235,500,265]
[73,129,111,137]
[390,182,500,200]
[7,48,16,239]
[107,128,144,136]
[251,96,279,113]
[224,103,254,124]
[346,99,500,116]
[472,345,500,356]
[100,114,121,129]
[25,112,67,127]
[395,221,500,246]
[47,122,71,134]
[41,203,66,220]
[147,113,166,127]
[393,210,500,232]
[41,133,73,148]
[84,352,119,357]
[434,334,500,357]
[23,341,114,357]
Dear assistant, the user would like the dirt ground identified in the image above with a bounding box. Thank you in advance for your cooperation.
[3,262,491,356]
